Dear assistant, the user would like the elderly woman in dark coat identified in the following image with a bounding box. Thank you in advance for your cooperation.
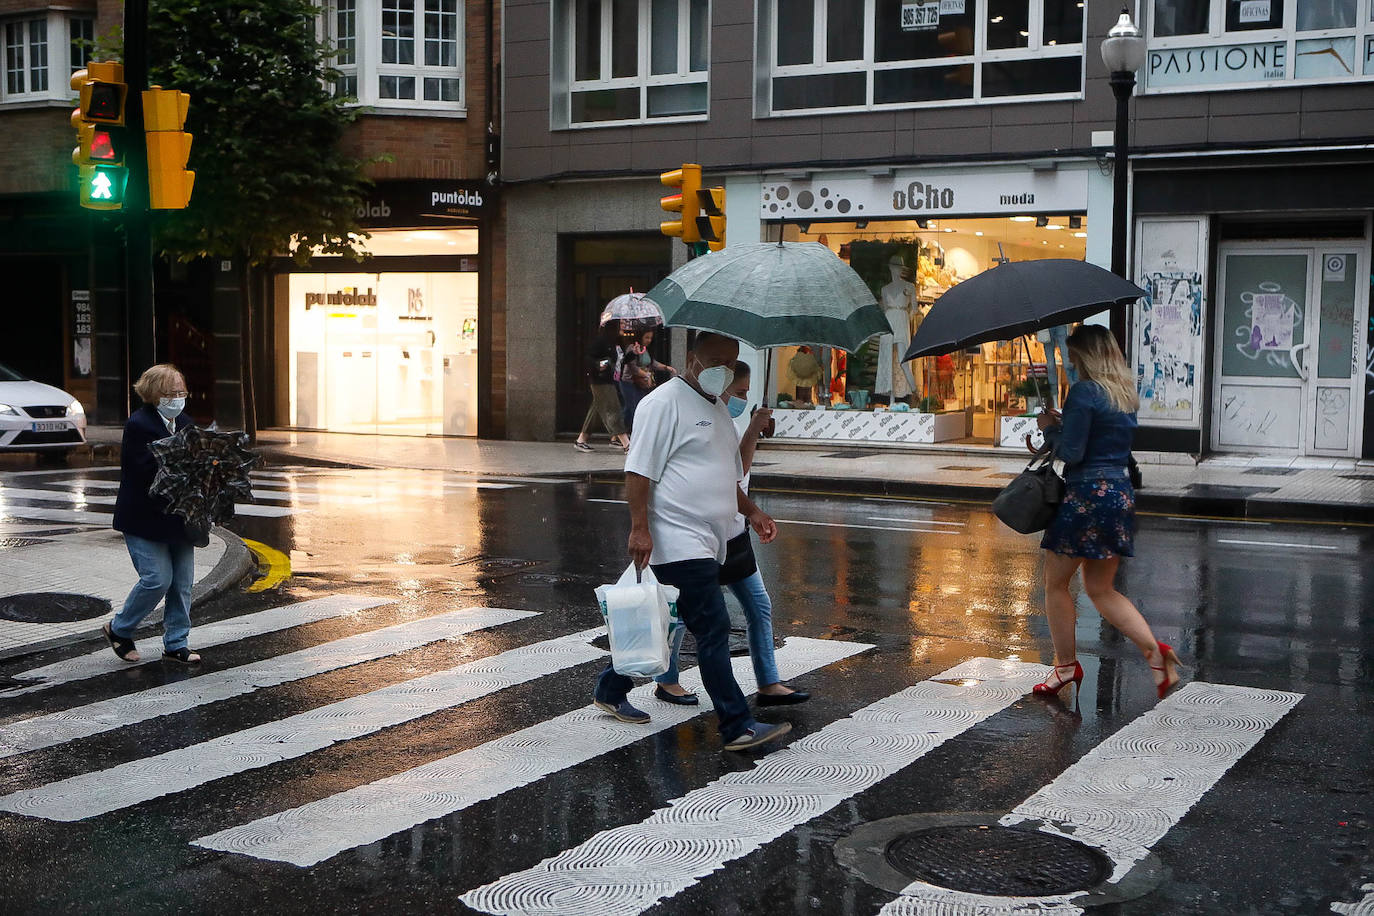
[102,363,201,665]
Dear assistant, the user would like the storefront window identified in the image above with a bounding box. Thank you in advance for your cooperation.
[767,216,1088,446]
[287,269,479,435]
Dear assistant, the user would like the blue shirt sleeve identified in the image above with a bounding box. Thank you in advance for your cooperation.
[1053,382,1095,466]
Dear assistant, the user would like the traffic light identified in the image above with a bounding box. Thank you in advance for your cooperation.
[71,61,127,126]
[697,186,726,252]
[71,62,128,211]
[143,86,195,209]
[660,164,702,244]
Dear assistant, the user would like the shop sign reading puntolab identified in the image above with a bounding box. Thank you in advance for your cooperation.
[760,166,1088,220]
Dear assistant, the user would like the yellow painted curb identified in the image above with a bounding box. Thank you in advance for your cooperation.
[241,537,292,592]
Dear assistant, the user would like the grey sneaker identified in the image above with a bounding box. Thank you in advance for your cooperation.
[593,698,650,724]
[723,721,792,751]
[573,441,594,452]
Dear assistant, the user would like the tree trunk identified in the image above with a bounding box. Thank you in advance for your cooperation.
[239,254,258,443]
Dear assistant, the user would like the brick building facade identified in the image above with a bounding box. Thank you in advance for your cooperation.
[0,0,506,437]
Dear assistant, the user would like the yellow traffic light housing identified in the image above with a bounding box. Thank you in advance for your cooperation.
[660,164,702,243]
[71,62,129,211]
[143,86,195,210]
[697,186,726,252]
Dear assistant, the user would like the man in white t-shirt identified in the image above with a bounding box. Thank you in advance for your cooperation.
[593,332,792,752]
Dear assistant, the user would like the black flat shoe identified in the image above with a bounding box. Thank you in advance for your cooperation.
[654,685,699,705]
[757,689,811,706]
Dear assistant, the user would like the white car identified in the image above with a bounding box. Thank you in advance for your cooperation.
[0,362,88,453]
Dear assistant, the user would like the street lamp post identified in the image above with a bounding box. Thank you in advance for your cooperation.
[1101,9,1146,349]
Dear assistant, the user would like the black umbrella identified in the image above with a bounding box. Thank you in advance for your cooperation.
[149,426,260,547]
[903,259,1147,360]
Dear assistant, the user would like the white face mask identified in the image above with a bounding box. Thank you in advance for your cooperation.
[692,357,734,398]
[157,396,186,420]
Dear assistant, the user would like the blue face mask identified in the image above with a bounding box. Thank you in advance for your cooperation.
[727,396,748,418]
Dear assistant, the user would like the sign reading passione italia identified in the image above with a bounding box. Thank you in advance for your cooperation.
[760,166,1088,220]
[1146,41,1287,89]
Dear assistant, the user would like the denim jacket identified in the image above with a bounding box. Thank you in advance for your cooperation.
[1044,380,1137,483]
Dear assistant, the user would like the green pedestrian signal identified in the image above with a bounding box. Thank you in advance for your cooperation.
[79,164,127,211]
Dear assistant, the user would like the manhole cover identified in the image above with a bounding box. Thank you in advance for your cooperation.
[1243,467,1300,476]
[883,824,1112,897]
[0,592,111,623]
[987,472,1019,479]
[939,465,989,471]
[0,538,48,549]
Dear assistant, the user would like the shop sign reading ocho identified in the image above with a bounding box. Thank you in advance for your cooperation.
[761,166,1088,220]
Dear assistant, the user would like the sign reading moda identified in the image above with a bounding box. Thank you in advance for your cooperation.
[760,166,1088,221]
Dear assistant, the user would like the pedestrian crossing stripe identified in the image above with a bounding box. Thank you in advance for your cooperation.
[459,657,1051,916]
[877,681,1303,915]
[0,606,536,759]
[0,594,393,701]
[191,636,872,867]
[1331,884,1374,915]
[0,628,609,822]
[0,487,299,517]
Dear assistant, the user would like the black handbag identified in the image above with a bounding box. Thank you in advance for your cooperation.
[718,530,758,586]
[1128,454,1143,489]
[992,448,1065,534]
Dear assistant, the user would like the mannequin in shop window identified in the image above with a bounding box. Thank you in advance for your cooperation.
[874,255,919,404]
[788,346,823,404]
[1038,324,1078,409]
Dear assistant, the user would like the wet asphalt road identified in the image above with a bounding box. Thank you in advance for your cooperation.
[0,463,1371,915]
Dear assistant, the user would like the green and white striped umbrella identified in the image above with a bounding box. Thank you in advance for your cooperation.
[643,242,890,353]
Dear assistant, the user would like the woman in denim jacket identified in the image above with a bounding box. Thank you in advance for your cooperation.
[1034,324,1180,701]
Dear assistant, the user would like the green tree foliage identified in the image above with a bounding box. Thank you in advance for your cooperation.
[146,0,370,263]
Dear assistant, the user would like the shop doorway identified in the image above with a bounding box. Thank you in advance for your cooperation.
[557,235,672,435]
[1213,242,1369,456]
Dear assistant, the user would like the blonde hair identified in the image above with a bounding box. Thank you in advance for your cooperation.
[1067,325,1139,414]
[133,364,186,404]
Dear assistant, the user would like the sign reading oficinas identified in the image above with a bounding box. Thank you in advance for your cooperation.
[1145,41,1287,89]
[760,166,1088,220]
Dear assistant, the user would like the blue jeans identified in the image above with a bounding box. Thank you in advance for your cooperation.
[657,569,781,688]
[112,534,194,651]
[596,558,755,743]
[1045,324,1078,409]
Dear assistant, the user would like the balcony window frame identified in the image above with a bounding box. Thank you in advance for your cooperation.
[322,0,466,114]
[552,0,712,130]
[1,13,93,107]
[1142,0,1374,92]
[757,0,1086,117]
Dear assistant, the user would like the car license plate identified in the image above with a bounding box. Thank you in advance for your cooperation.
[32,421,68,432]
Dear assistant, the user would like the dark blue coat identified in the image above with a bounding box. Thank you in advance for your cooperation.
[112,404,195,544]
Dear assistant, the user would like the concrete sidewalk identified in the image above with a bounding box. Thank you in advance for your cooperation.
[247,429,1374,524]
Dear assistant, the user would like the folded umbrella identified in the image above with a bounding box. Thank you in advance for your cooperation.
[149,426,260,547]
[903,259,1147,360]
[644,242,890,353]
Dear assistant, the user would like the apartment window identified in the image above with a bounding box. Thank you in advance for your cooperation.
[761,0,1084,114]
[555,0,710,127]
[69,17,93,72]
[2,14,89,105]
[323,0,465,110]
[1144,0,1374,90]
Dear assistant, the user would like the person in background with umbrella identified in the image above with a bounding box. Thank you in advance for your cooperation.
[1033,325,1180,701]
[617,325,675,434]
[574,320,631,454]
[102,364,201,665]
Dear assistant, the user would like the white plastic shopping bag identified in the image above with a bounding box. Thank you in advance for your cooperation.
[595,564,681,677]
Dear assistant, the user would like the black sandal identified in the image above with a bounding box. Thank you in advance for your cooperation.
[102,622,140,662]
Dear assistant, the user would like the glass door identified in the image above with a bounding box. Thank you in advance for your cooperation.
[1212,243,1368,457]
[1304,247,1367,456]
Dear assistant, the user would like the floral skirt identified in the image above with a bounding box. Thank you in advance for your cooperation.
[1040,477,1136,559]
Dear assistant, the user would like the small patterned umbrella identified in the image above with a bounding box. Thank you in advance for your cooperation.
[149,426,260,545]
[599,292,664,326]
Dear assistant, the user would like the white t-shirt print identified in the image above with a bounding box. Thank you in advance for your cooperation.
[625,377,744,566]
